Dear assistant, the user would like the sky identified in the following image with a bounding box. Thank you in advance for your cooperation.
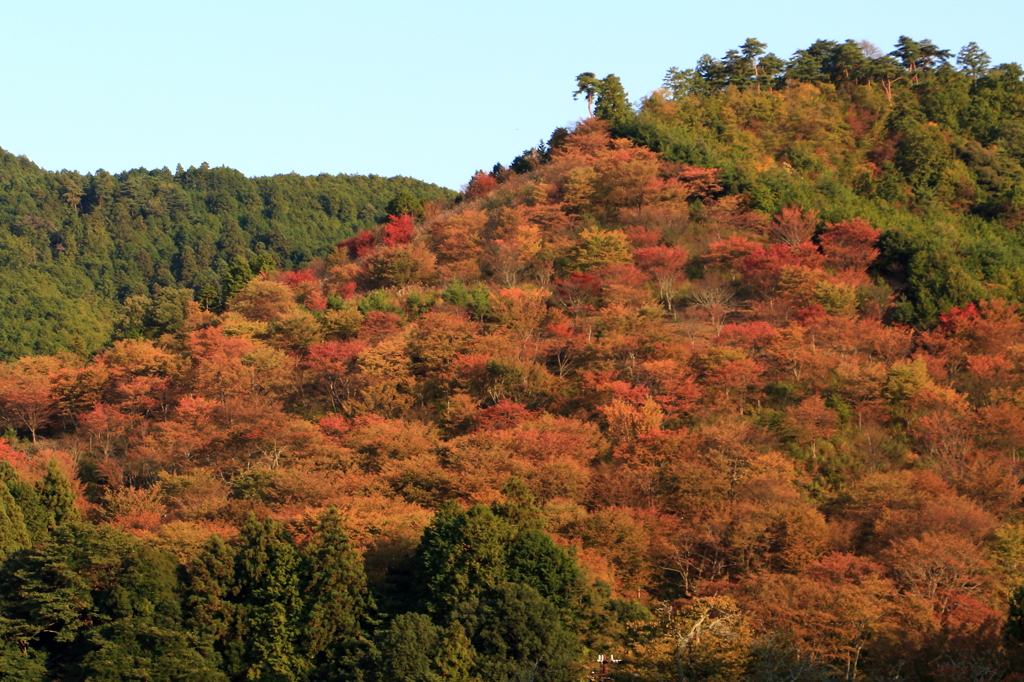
[2,1,1022,190]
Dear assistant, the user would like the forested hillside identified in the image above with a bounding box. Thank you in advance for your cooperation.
[0,153,454,358]
[559,37,1024,327]
[2,35,1024,681]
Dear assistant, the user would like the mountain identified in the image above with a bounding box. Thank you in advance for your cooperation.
[0,152,454,359]
[1,35,1024,681]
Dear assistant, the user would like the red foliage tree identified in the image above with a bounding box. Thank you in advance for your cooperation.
[381,214,416,246]
[463,171,499,200]
[819,217,881,271]
[0,359,58,443]
[634,245,689,311]
[304,341,367,411]
[554,272,602,316]
[340,230,377,260]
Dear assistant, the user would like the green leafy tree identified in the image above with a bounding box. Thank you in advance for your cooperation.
[386,191,424,219]
[433,621,479,682]
[0,639,48,682]
[565,227,632,273]
[372,612,441,682]
[505,529,585,614]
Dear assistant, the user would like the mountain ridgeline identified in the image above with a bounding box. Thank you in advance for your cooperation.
[0,153,454,359]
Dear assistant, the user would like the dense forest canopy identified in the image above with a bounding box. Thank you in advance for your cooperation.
[2,35,1024,681]
[0,153,454,359]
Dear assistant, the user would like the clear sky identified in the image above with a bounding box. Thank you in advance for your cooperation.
[2,0,1021,190]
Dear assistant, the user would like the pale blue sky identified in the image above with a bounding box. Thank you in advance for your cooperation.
[2,1,1021,190]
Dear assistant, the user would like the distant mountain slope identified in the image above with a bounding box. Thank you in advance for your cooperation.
[0,151,455,358]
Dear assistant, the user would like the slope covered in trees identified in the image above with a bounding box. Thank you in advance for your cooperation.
[0,152,454,359]
[2,34,1024,681]
[555,37,1024,328]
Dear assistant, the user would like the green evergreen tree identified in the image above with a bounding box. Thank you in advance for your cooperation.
[300,507,376,680]
[0,523,223,681]
[574,73,632,122]
[371,612,440,682]
[957,41,991,80]
[386,190,424,218]
[232,514,306,682]
[299,503,376,675]
[505,529,584,614]
[0,462,48,545]
[0,478,30,561]
[182,533,237,669]
[221,257,254,305]
[0,639,48,681]
[433,621,479,682]
[35,459,79,530]
[452,583,581,682]
[415,503,513,615]
[75,542,227,681]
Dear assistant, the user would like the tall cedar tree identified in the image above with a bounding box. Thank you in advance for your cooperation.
[182,533,237,669]
[0,462,47,544]
[0,478,29,561]
[232,513,306,682]
[0,523,223,681]
[300,506,376,680]
[35,459,79,530]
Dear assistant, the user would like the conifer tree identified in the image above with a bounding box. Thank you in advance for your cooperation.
[233,513,306,682]
[0,478,29,562]
[300,507,375,680]
[433,621,479,682]
[0,462,47,544]
[183,533,237,668]
[35,459,79,530]
[221,257,254,305]
[0,523,223,681]
[75,542,226,682]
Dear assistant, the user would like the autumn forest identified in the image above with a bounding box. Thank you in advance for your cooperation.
[2,35,1024,681]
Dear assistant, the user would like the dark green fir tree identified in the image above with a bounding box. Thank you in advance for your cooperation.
[232,514,306,682]
[35,459,79,530]
[300,507,375,680]
[182,533,237,668]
